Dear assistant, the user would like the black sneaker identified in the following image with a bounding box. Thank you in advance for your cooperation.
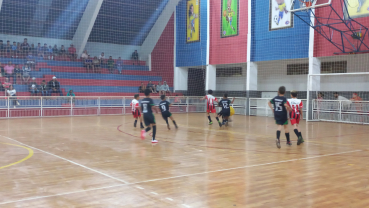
[297,136,303,145]
[276,139,281,149]
[140,125,145,129]
[286,141,292,146]
[218,122,222,127]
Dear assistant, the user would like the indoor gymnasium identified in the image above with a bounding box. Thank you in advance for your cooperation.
[0,0,369,207]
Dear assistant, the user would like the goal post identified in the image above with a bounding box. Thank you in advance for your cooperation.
[307,72,369,124]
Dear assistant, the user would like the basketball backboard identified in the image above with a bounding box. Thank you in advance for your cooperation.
[290,0,332,12]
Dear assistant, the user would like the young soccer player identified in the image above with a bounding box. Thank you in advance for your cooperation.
[268,86,292,148]
[200,90,219,125]
[159,95,178,130]
[130,94,145,129]
[287,90,304,145]
[139,89,159,143]
[217,93,235,127]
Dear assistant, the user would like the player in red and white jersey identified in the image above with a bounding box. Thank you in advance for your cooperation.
[130,94,144,129]
[200,90,219,125]
[287,90,304,145]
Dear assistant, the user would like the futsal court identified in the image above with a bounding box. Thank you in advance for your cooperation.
[0,114,368,208]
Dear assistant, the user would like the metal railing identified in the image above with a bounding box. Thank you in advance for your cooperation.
[0,96,247,119]
[249,98,307,120]
[312,99,369,124]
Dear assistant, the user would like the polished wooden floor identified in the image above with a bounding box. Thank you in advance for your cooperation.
[0,113,368,208]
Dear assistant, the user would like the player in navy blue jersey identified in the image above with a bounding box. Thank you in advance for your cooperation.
[268,86,292,148]
[138,89,159,143]
[159,95,178,130]
[217,93,235,127]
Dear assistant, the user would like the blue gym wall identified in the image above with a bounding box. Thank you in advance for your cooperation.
[176,0,207,67]
[251,0,310,62]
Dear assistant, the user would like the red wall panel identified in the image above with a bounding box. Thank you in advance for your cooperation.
[209,0,248,64]
[151,14,175,85]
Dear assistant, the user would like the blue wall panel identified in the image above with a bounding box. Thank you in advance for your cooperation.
[176,0,207,67]
[251,0,310,62]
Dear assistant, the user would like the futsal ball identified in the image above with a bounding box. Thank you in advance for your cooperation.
[230,106,235,116]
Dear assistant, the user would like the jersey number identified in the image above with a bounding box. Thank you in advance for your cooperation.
[275,101,283,111]
[143,104,148,113]
[161,105,166,111]
[222,103,229,109]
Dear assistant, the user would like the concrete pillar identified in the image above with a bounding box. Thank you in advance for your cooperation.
[174,67,188,91]
[29,0,53,37]
[72,0,103,57]
[247,62,258,91]
[140,0,180,62]
[205,65,216,90]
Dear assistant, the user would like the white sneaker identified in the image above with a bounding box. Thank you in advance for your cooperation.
[151,139,158,143]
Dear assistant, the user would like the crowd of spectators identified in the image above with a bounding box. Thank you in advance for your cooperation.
[139,81,171,95]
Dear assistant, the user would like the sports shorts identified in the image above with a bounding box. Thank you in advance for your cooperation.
[290,114,300,125]
[143,113,156,126]
[161,111,172,119]
[132,109,141,118]
[275,119,288,125]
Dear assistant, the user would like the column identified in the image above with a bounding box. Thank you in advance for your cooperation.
[205,65,216,91]
[72,0,103,57]
[247,62,258,91]
[174,67,188,91]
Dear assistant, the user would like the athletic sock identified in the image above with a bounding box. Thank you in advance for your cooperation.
[277,130,281,140]
[208,116,212,122]
[216,117,220,122]
[173,120,177,126]
[299,132,303,139]
[145,127,151,132]
[285,133,290,142]
[165,118,169,125]
[293,129,299,137]
[134,120,137,126]
[152,126,156,140]
[140,122,144,127]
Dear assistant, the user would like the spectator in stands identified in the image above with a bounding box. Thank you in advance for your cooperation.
[156,81,163,95]
[36,43,43,57]
[29,77,39,96]
[5,41,11,57]
[4,62,15,83]
[22,64,31,84]
[7,85,19,108]
[139,82,146,93]
[68,44,77,61]
[43,43,49,58]
[146,81,155,93]
[92,56,100,73]
[30,44,36,56]
[81,50,88,61]
[60,45,66,58]
[162,81,171,95]
[16,42,21,57]
[14,64,22,84]
[40,80,48,96]
[350,92,362,102]
[21,38,30,55]
[26,52,36,70]
[99,52,106,65]
[2,78,11,94]
[11,42,18,58]
[107,56,115,74]
[48,76,63,96]
[116,57,123,74]
[47,45,53,60]
[131,50,139,65]
[67,89,75,97]
[85,55,93,72]
[52,45,58,57]
[0,40,4,57]
[0,62,4,77]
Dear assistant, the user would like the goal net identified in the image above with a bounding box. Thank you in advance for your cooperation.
[307,72,369,124]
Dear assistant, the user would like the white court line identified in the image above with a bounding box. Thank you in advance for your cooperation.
[0,135,129,184]
[182,204,191,208]
[136,186,144,190]
[0,139,363,206]
[151,192,158,195]
[166,198,174,201]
